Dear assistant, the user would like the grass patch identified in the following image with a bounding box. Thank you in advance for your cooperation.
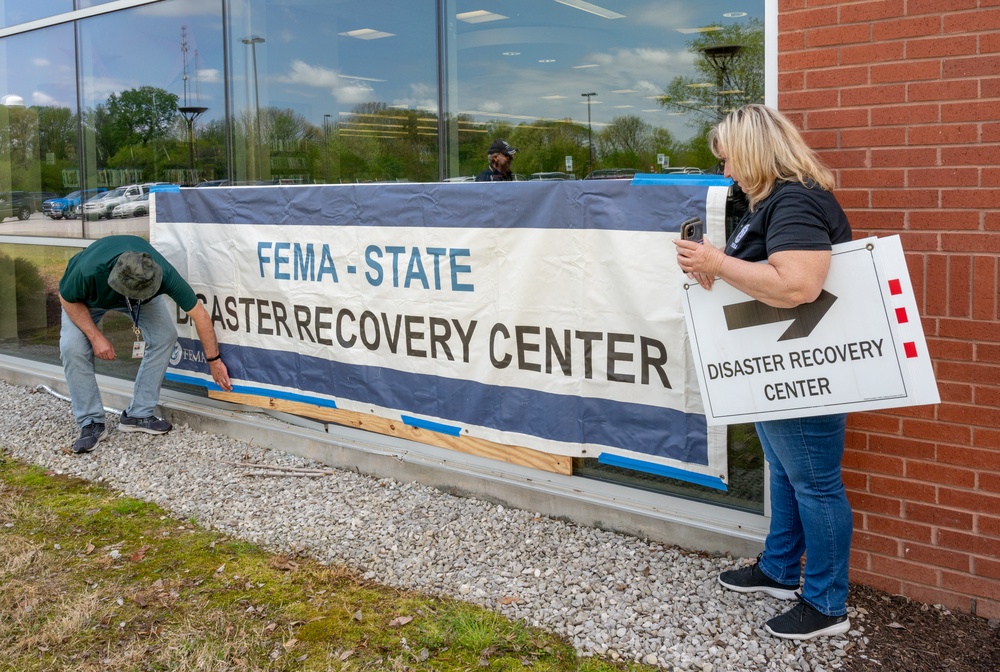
[0,454,656,672]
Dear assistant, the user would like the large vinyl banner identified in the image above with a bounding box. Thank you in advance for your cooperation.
[153,178,731,489]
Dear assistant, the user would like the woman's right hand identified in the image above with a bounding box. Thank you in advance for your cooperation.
[674,237,726,290]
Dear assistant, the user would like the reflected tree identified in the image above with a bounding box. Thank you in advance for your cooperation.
[97,86,179,160]
[658,19,764,130]
[506,119,587,176]
[597,115,679,171]
[0,104,42,191]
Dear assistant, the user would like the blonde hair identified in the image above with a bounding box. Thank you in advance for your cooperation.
[709,104,835,210]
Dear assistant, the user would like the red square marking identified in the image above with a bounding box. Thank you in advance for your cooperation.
[904,342,918,358]
[889,279,902,295]
[895,307,909,324]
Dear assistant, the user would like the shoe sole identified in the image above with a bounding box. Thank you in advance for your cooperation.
[72,428,107,454]
[718,576,799,601]
[765,617,850,640]
[118,424,170,435]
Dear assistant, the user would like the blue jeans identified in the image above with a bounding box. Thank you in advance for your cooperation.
[60,296,178,427]
[755,414,852,617]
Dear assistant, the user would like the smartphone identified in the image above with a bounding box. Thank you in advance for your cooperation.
[680,216,704,242]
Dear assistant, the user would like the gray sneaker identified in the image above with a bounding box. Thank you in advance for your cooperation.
[718,554,800,600]
[72,422,107,454]
[765,598,850,640]
[119,409,172,435]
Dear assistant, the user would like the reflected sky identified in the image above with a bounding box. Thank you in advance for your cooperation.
[2,0,764,140]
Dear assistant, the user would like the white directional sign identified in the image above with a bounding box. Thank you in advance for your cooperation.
[681,235,939,425]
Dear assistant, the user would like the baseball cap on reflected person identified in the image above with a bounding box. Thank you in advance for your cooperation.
[107,251,163,301]
[487,139,517,156]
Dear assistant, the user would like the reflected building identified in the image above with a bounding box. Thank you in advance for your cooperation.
[0,1,765,193]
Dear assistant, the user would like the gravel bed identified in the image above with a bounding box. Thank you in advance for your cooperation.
[0,379,864,670]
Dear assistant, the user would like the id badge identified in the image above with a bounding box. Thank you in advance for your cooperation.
[132,340,146,359]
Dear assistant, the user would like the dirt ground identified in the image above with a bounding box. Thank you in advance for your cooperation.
[844,583,1000,672]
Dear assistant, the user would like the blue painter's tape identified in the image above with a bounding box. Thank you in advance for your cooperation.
[630,173,733,187]
[597,453,728,491]
[150,184,180,193]
[165,373,339,409]
[401,414,463,437]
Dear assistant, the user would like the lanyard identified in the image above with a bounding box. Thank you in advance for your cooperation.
[124,296,142,340]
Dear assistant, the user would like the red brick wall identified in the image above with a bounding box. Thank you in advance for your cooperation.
[779,0,1000,618]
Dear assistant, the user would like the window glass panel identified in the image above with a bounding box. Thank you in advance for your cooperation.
[0,23,77,238]
[444,0,764,180]
[227,0,439,185]
[0,0,71,29]
[441,0,766,509]
[0,242,79,367]
[77,0,224,230]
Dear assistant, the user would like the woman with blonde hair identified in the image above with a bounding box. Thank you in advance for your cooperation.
[675,104,854,640]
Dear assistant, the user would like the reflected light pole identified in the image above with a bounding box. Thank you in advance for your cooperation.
[581,92,597,175]
[242,35,265,180]
[700,44,742,120]
[323,113,331,183]
[178,105,208,183]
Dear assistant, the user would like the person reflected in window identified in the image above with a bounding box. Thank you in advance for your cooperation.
[674,104,854,641]
[475,139,517,181]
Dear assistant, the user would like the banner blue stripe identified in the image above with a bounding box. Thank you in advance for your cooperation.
[170,338,708,465]
[156,181,711,234]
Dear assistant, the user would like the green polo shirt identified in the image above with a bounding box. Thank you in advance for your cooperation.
[59,235,198,312]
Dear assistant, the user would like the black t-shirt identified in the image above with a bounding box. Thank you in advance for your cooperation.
[724,181,852,263]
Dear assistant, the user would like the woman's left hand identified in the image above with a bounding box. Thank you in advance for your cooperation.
[674,237,726,290]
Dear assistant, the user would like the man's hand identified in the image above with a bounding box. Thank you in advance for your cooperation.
[91,332,117,360]
[208,358,233,392]
[60,294,117,358]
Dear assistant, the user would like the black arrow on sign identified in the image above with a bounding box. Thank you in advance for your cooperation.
[723,289,838,341]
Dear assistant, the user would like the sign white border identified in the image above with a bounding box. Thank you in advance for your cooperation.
[682,235,939,425]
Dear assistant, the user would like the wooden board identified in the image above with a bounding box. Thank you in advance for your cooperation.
[208,390,573,475]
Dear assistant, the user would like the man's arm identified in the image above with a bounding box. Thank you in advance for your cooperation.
[186,301,233,391]
[59,294,116,360]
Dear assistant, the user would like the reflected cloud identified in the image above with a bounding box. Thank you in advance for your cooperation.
[391,82,436,111]
[31,91,64,107]
[196,68,222,84]
[279,60,378,105]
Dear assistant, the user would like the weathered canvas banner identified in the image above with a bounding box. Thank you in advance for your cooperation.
[153,178,731,488]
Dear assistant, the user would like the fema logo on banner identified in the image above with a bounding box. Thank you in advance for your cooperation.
[169,343,183,366]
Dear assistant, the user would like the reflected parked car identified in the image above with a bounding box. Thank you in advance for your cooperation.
[29,191,59,211]
[583,168,638,180]
[82,182,166,220]
[528,172,572,181]
[0,191,33,221]
[44,188,108,220]
[111,192,149,218]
